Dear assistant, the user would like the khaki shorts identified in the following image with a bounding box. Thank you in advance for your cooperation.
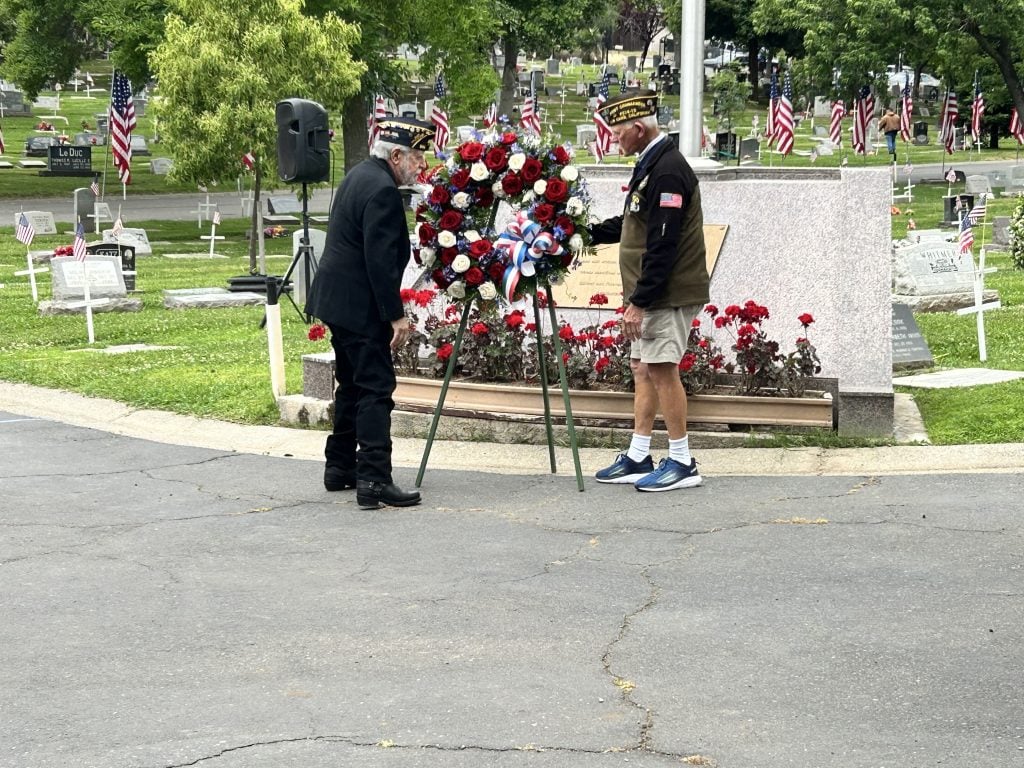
[630,304,703,364]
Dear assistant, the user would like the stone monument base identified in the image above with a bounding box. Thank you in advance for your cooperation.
[38,298,143,315]
[893,290,999,313]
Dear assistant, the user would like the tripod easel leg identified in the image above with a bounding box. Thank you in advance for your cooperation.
[533,297,557,473]
[544,286,584,492]
[415,300,473,488]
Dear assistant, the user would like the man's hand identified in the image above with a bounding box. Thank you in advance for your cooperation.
[621,304,645,341]
[390,317,413,350]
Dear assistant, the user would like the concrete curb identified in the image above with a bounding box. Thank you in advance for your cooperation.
[3,381,1022,477]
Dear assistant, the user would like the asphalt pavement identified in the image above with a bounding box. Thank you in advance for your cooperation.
[2,383,1023,768]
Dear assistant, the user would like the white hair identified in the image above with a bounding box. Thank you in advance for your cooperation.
[370,140,408,160]
[639,115,660,133]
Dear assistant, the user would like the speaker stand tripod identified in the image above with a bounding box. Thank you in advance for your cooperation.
[260,182,318,328]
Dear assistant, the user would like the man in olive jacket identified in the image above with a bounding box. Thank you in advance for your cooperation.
[305,117,433,509]
[588,91,710,492]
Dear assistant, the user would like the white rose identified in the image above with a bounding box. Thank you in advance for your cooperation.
[522,191,535,204]
[470,161,489,181]
[464,229,480,242]
[478,282,497,300]
[420,246,436,266]
[560,165,579,182]
[533,179,547,196]
[451,254,471,273]
[437,230,457,248]
[566,196,584,216]
[452,192,471,210]
[447,281,466,299]
[508,152,526,172]
[492,180,505,199]
[569,234,584,252]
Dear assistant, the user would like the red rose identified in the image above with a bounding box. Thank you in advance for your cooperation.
[428,185,450,205]
[484,147,508,171]
[554,215,574,237]
[418,223,437,244]
[431,268,451,288]
[415,203,428,222]
[501,131,517,145]
[544,178,569,203]
[438,210,464,231]
[488,262,506,281]
[560,251,574,267]
[520,157,542,182]
[440,247,458,265]
[475,186,495,208]
[501,173,523,196]
[450,168,471,189]
[469,239,492,257]
[798,312,815,327]
[533,203,555,223]
[465,267,485,286]
[459,141,484,162]
[552,145,570,165]
[436,342,454,361]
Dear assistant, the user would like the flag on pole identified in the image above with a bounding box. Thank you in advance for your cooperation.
[430,75,450,156]
[852,85,873,155]
[774,69,795,155]
[241,152,255,170]
[520,74,542,136]
[970,76,985,144]
[940,89,958,154]
[1011,108,1024,144]
[16,213,35,245]
[958,213,974,254]
[367,94,386,150]
[967,195,987,225]
[109,71,137,184]
[73,223,88,261]
[946,168,957,183]
[483,101,498,129]
[593,71,613,161]
[90,176,100,196]
[899,74,914,143]
[829,100,845,147]
[111,213,124,237]
[766,67,780,146]
[213,209,221,226]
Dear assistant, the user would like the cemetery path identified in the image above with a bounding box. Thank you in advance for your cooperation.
[1,384,1023,768]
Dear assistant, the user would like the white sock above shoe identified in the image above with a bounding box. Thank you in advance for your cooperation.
[668,436,692,465]
[626,434,652,463]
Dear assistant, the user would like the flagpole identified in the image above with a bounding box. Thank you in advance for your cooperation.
[102,82,114,200]
[83,278,95,345]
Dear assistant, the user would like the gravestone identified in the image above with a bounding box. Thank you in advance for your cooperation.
[73,132,103,146]
[72,188,93,229]
[656,105,673,126]
[18,160,48,169]
[94,113,109,134]
[964,175,992,196]
[162,287,266,309]
[87,242,137,292]
[892,241,998,312]
[291,227,326,305]
[34,96,59,110]
[25,136,57,156]
[941,194,974,225]
[102,227,152,256]
[39,255,142,315]
[456,125,475,142]
[265,195,300,224]
[992,216,1011,246]
[129,134,149,156]
[44,145,93,176]
[398,103,417,119]
[0,89,31,115]
[738,137,759,160]
[546,58,560,75]
[813,96,831,117]
[576,124,597,146]
[149,157,173,175]
[14,211,57,236]
[891,303,933,370]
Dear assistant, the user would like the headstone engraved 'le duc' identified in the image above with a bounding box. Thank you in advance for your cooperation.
[44,145,94,176]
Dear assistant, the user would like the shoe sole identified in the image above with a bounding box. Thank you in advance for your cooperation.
[596,472,653,484]
[357,496,421,509]
[324,482,356,492]
[635,475,704,492]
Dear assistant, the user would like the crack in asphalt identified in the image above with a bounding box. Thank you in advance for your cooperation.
[1,453,235,481]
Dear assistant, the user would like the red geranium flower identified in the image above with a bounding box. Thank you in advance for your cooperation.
[679,352,697,372]
[704,304,719,316]
[501,172,523,196]
[414,289,435,307]
[438,210,464,231]
[558,325,574,340]
[484,146,508,171]
[459,141,484,162]
[595,355,611,373]
[471,322,489,336]
[544,178,569,203]
[724,304,742,318]
[798,313,815,327]
[589,293,609,306]
[436,342,454,361]
[307,323,327,341]
[691,318,702,327]
[400,288,417,304]
[505,310,525,328]
[520,157,542,182]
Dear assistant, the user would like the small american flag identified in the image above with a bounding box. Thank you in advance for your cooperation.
[774,69,795,155]
[16,213,35,245]
[940,89,958,154]
[90,176,100,196]
[829,100,845,147]
[430,75,450,156]
[520,74,541,136]
[367,95,386,150]
[899,74,914,143]
[852,85,873,155]
[958,215,974,254]
[241,152,255,170]
[109,71,137,184]
[73,223,88,261]
[971,76,985,143]
[593,72,613,161]
[946,168,957,183]
[967,195,987,224]
[213,209,221,226]
[483,101,497,129]
[111,215,125,236]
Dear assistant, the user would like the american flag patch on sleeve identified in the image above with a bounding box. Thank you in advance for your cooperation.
[659,193,683,208]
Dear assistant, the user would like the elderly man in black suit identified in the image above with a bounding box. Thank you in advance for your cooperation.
[305,117,433,509]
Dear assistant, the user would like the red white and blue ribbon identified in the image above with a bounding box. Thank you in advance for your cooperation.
[495,212,565,303]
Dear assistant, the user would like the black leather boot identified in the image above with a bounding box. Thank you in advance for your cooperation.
[356,480,421,509]
[324,467,356,492]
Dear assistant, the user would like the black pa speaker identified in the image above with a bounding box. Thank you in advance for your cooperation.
[276,98,330,183]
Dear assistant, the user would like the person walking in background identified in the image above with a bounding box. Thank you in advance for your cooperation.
[879,108,900,159]
[305,117,434,509]
[587,90,710,492]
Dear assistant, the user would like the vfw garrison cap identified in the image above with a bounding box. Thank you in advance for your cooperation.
[596,89,659,125]
[376,117,435,151]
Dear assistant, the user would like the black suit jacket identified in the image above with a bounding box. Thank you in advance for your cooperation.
[305,157,410,333]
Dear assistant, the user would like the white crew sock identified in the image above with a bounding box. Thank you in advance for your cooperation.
[626,433,652,463]
[668,436,692,465]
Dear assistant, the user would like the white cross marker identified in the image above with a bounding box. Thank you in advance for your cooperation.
[956,246,1001,361]
[14,251,49,302]
[201,211,225,257]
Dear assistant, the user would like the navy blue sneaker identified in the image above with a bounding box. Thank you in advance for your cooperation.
[595,453,655,484]
[634,457,702,492]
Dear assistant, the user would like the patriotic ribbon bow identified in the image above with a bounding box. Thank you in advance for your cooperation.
[495,212,565,302]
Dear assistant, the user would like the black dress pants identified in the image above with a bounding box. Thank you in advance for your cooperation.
[325,322,396,484]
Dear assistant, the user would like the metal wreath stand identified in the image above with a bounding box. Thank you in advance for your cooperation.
[414,282,586,493]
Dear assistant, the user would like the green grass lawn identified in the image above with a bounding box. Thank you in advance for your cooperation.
[1,59,1023,445]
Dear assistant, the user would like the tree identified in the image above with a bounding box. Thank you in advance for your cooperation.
[150,0,364,272]
[619,0,665,72]
[709,64,751,130]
